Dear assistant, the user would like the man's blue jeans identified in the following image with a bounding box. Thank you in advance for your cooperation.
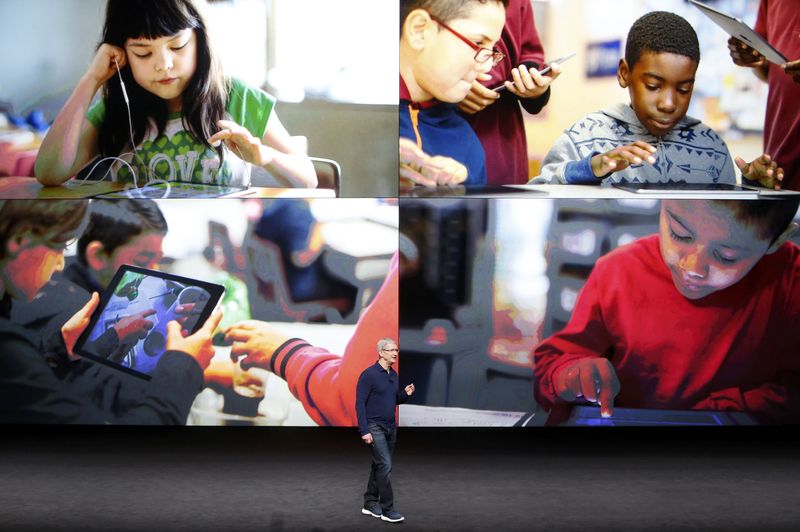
[364,422,396,512]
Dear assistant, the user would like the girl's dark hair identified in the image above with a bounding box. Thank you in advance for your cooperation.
[0,201,89,261]
[98,0,228,168]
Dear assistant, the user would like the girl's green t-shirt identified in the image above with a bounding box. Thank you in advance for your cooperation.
[87,78,276,186]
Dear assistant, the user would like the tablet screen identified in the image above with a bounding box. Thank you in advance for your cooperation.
[74,266,225,380]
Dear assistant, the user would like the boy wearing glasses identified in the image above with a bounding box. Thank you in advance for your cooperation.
[460,0,558,185]
[399,0,508,187]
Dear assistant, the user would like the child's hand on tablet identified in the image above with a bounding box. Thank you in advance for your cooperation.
[591,141,657,177]
[61,292,100,360]
[166,310,223,370]
[555,357,620,418]
[736,153,784,189]
[400,138,468,187]
[208,120,274,166]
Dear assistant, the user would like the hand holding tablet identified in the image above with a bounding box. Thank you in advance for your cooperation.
[74,266,225,380]
[691,0,788,64]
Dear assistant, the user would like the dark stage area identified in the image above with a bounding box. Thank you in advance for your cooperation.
[2,427,799,532]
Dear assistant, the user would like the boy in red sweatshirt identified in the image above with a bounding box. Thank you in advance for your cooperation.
[534,199,800,424]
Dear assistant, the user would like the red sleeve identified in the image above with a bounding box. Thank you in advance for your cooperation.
[533,269,615,410]
[515,0,549,115]
[754,0,768,39]
[692,244,800,424]
[276,253,399,426]
[516,0,544,66]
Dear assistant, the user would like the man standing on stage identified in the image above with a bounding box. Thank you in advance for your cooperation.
[356,338,415,523]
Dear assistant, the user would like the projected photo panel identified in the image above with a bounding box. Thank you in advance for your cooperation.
[398,198,800,427]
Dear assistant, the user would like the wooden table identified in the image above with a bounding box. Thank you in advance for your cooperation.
[0,176,336,199]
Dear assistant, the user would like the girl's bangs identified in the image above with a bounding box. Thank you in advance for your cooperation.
[108,1,200,42]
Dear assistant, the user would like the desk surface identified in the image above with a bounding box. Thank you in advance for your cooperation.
[322,219,398,258]
[0,176,336,199]
[399,183,798,199]
[399,404,758,427]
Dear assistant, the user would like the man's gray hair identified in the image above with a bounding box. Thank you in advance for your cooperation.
[377,338,397,353]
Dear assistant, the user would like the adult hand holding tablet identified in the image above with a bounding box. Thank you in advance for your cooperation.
[690,0,788,64]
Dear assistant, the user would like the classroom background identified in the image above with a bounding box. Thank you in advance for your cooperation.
[55,198,399,426]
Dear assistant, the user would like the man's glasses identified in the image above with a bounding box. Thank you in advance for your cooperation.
[430,15,504,66]
[382,348,399,353]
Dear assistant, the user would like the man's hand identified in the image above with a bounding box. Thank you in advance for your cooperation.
[224,320,292,371]
[458,73,500,115]
[782,58,800,84]
[736,153,784,189]
[405,383,415,396]
[61,292,100,359]
[591,141,657,177]
[399,138,467,187]
[362,433,373,445]
[554,358,620,417]
[113,309,156,343]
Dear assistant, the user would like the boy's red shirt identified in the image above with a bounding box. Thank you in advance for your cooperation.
[534,236,800,423]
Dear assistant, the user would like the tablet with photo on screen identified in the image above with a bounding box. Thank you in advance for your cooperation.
[73,265,225,380]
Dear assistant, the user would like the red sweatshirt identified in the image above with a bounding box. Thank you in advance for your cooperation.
[755,0,800,191]
[269,254,399,426]
[465,0,548,185]
[534,236,800,423]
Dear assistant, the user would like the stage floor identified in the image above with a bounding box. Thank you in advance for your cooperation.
[2,427,799,531]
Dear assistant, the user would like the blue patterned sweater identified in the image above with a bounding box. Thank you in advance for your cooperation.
[534,102,735,185]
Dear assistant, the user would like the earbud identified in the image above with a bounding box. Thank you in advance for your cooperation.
[114,58,129,104]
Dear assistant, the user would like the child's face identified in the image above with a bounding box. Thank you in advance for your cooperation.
[125,29,197,111]
[659,201,772,300]
[93,232,165,289]
[411,3,505,102]
[3,239,65,302]
[618,52,697,137]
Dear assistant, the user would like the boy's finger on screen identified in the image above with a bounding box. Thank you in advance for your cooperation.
[580,366,599,402]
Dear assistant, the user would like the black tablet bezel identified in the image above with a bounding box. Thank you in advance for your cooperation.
[73,265,225,380]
